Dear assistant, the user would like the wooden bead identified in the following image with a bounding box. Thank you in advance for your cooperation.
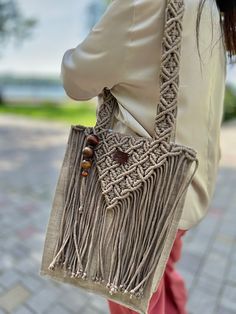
[81,170,89,177]
[86,134,99,146]
[81,159,92,169]
[82,146,94,158]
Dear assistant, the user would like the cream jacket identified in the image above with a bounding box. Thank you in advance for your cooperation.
[61,0,227,230]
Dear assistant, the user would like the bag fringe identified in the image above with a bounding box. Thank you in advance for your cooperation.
[48,128,197,300]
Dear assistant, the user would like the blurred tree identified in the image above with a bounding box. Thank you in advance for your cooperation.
[0,0,36,46]
[0,0,37,104]
[85,0,106,32]
[223,84,236,122]
[85,0,113,32]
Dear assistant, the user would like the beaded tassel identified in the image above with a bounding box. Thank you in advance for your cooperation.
[78,132,100,213]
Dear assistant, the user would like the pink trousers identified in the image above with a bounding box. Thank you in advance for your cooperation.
[107,229,188,314]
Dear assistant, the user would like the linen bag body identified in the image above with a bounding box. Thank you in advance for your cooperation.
[40,0,199,313]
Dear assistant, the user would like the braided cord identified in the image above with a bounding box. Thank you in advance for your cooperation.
[94,0,185,144]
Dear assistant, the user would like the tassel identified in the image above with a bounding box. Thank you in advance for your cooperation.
[78,176,86,213]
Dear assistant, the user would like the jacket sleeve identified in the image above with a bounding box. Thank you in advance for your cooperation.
[61,0,134,101]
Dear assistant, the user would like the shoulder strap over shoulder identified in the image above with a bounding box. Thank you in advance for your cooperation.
[95,0,185,145]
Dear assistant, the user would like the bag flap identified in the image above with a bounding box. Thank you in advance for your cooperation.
[94,130,166,209]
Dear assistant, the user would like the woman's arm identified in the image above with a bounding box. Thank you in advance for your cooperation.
[61,0,135,101]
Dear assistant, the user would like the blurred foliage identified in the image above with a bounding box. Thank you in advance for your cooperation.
[0,83,236,125]
[0,0,37,105]
[86,0,111,31]
[223,84,236,122]
[86,1,106,31]
[0,101,97,126]
[0,0,37,48]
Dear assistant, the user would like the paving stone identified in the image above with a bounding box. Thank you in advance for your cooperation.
[201,250,229,281]
[89,294,110,313]
[219,284,236,312]
[12,305,33,314]
[1,116,236,314]
[0,237,19,252]
[0,254,15,271]
[46,304,71,314]
[187,289,217,314]
[211,234,233,255]
[19,274,44,293]
[176,251,202,275]
[14,258,39,275]
[192,274,222,297]
[26,286,61,313]
[195,215,218,237]
[59,289,89,312]
[0,284,31,312]
[0,270,21,289]
[182,238,209,257]
[17,226,39,241]
[10,243,29,260]
[216,305,236,314]
[231,247,236,262]
[218,221,236,238]
[226,261,236,284]
[79,305,105,314]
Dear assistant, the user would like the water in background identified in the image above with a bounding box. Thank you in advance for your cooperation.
[1,84,67,103]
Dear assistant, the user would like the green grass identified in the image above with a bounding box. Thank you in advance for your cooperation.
[0,101,97,126]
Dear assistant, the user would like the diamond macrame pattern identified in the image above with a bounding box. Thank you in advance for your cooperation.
[91,0,190,211]
[94,129,185,209]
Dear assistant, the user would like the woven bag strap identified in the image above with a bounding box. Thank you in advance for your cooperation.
[94,0,185,144]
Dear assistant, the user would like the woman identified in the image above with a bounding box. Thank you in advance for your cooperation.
[60,0,235,313]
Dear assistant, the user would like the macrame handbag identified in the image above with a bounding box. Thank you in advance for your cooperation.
[40,0,199,313]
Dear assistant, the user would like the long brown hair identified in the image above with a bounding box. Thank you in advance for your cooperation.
[196,0,236,63]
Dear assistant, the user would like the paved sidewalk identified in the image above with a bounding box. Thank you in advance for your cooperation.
[0,114,235,314]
